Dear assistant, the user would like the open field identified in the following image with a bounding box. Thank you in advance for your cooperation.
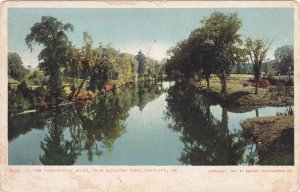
[198,74,294,106]
[205,74,256,95]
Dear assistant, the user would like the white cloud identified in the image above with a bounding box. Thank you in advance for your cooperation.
[19,51,39,68]
[116,40,171,61]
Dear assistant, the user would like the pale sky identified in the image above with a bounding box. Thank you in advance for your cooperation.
[8,8,293,68]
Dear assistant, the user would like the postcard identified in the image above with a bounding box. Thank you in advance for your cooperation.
[0,1,299,191]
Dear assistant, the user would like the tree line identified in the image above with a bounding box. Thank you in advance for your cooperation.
[8,13,294,114]
[8,16,164,114]
[164,11,294,95]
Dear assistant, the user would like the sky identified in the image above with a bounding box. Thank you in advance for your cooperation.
[8,8,293,68]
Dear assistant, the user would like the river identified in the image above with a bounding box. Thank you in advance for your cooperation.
[8,82,294,165]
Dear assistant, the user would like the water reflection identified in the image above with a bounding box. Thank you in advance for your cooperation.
[8,82,293,165]
[9,82,166,165]
[165,83,248,165]
[39,111,81,165]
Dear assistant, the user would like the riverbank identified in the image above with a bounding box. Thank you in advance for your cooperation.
[11,79,165,117]
[197,75,294,106]
[241,116,294,165]
[13,102,74,116]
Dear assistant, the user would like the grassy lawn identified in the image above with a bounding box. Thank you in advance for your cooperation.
[205,74,260,95]
[199,74,293,106]
[8,77,20,89]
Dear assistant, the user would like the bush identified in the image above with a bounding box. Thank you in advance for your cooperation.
[8,81,46,115]
[26,70,48,86]
[74,91,91,108]
[39,90,58,109]
[286,78,294,86]
[259,79,270,88]
[8,85,31,116]
[266,76,293,86]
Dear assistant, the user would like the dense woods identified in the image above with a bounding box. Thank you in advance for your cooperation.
[8,16,164,115]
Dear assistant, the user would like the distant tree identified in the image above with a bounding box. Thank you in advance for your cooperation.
[8,52,28,81]
[89,44,117,92]
[235,63,242,74]
[130,54,138,82]
[74,32,102,97]
[245,37,271,94]
[118,53,135,86]
[273,45,293,75]
[264,59,277,76]
[144,56,162,80]
[68,44,83,88]
[261,58,269,77]
[103,44,121,81]
[25,16,74,106]
[135,50,146,77]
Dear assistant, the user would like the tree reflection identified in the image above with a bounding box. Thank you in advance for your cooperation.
[39,111,81,165]
[165,83,247,165]
[138,82,163,111]
[10,83,165,165]
[8,112,49,142]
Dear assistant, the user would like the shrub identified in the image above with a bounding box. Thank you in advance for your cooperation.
[266,76,293,86]
[259,79,270,88]
[74,91,91,108]
[39,90,57,109]
[8,85,31,116]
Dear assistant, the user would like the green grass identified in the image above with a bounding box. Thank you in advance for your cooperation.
[205,74,259,95]
[201,74,294,106]
[8,77,20,89]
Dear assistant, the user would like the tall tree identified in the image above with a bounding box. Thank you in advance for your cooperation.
[135,50,146,77]
[8,52,28,81]
[187,28,215,88]
[165,40,195,81]
[273,45,293,75]
[200,12,244,95]
[245,37,271,94]
[25,16,74,106]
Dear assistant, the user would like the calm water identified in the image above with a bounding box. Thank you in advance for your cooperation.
[8,82,294,165]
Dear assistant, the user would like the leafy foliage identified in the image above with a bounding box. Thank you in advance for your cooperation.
[165,12,245,95]
[273,45,293,75]
[25,16,74,106]
[245,37,271,94]
[135,50,146,77]
[199,12,245,95]
[8,81,45,116]
[8,52,28,81]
